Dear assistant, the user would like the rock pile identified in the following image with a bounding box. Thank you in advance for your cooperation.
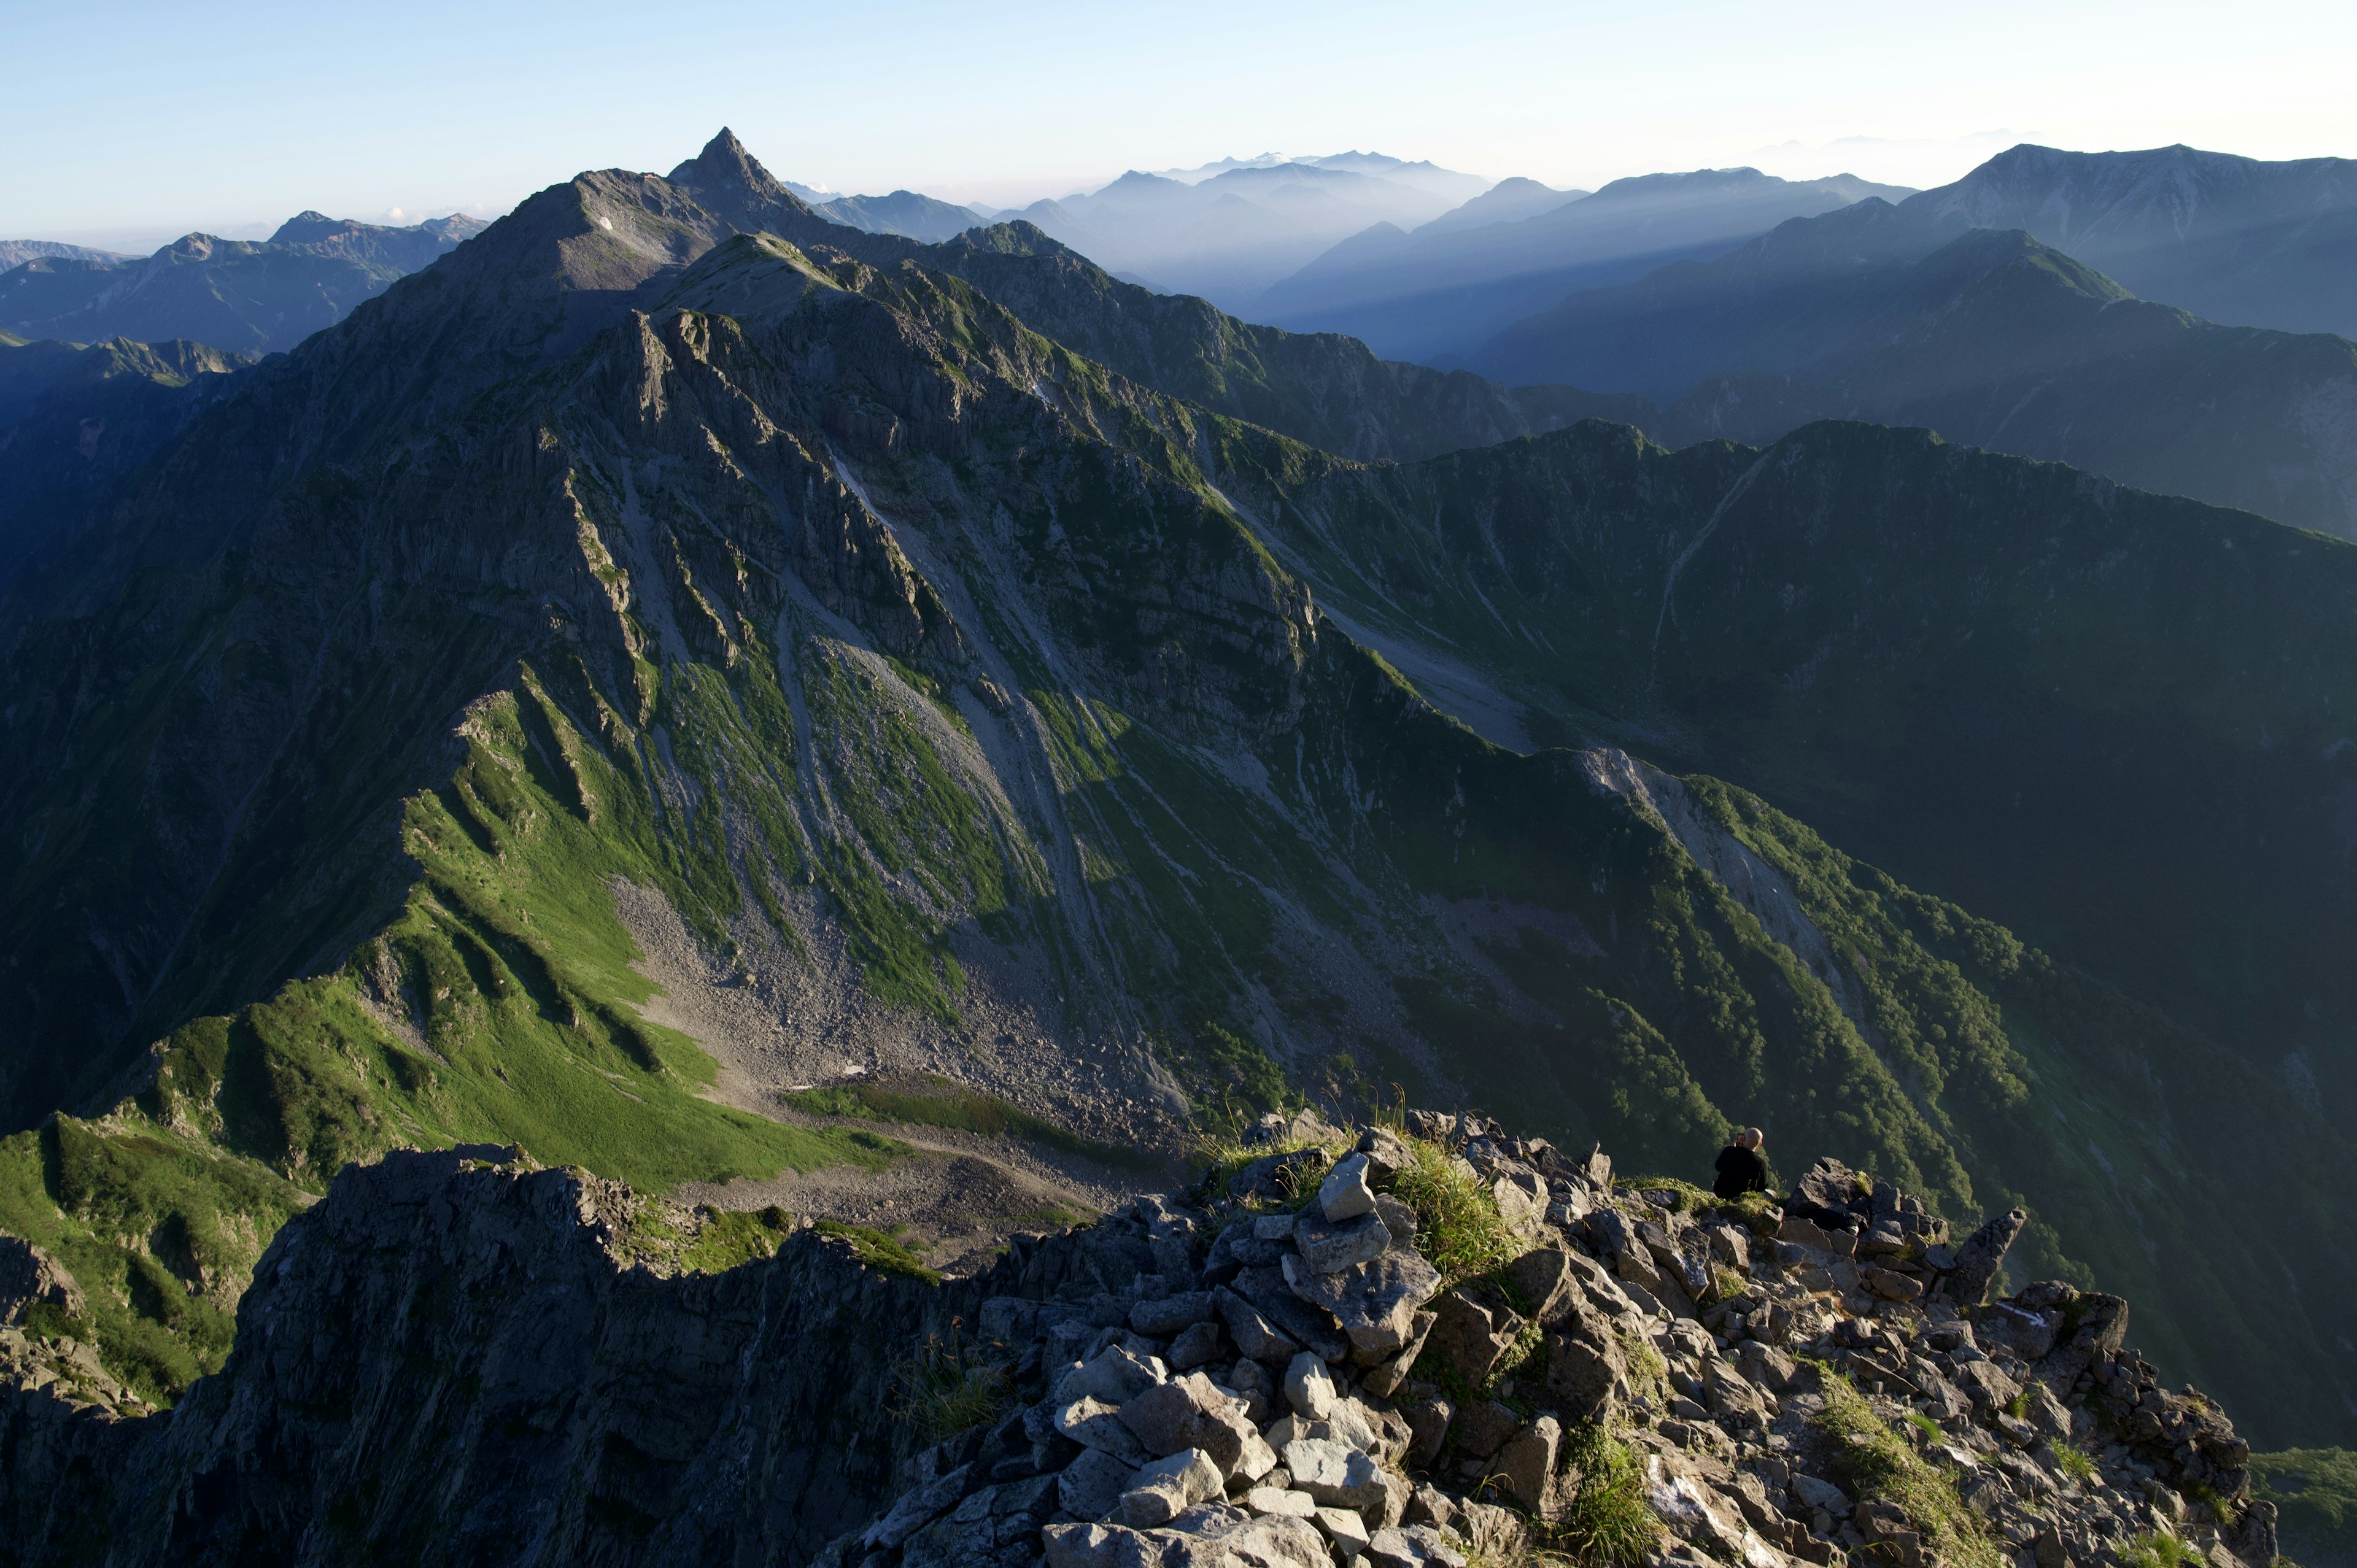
[821,1114,2278,1568]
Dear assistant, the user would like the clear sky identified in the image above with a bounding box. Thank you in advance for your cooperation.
[7,0,2354,251]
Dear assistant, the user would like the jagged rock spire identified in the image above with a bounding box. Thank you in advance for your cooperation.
[668,126,790,202]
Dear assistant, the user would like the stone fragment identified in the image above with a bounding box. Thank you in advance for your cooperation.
[1492,1415,1561,1510]
[1366,1524,1469,1568]
[1451,1398,1522,1459]
[1453,1502,1527,1561]
[1320,1153,1379,1222]
[1285,1437,1389,1513]
[1253,1214,1299,1242]
[1358,1127,1413,1184]
[1059,1396,1153,1464]
[1316,1505,1372,1557]
[1042,1523,1171,1568]
[1501,1242,1577,1327]
[1791,1474,1851,1518]
[1247,1487,1320,1518]
[1059,1344,1168,1404]
[1284,1351,1337,1418]
[1120,1373,1256,1473]
[1862,1267,1923,1303]
[1217,1288,1303,1365]
[1059,1447,1137,1521]
[863,1462,976,1548]
[1372,1195,1419,1242]
[1233,1268,1352,1363]
[1293,1210,1391,1273]
[1168,1320,1226,1372]
[1120,1448,1225,1527]
[1360,1310,1438,1399]
[1403,1396,1452,1470]
[1132,1292,1218,1337]
[1544,1326,1627,1412]
[1423,1290,1523,1386]
[1282,1250,1442,1361]
[1490,1173,1545,1234]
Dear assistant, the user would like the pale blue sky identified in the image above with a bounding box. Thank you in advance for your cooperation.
[8,0,2354,249]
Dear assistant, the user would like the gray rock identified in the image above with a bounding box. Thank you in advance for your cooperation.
[1320,1153,1378,1222]
[1293,1210,1390,1273]
[1246,1487,1320,1518]
[1215,1287,1302,1364]
[0,1236,83,1327]
[1059,1344,1168,1404]
[1041,1522,1172,1568]
[1950,1208,2027,1307]
[1315,1504,1372,1556]
[1132,1293,1218,1337]
[1284,1351,1336,1419]
[1359,1310,1437,1399]
[1422,1290,1524,1386]
[1060,1447,1138,1521]
[1285,1437,1388,1512]
[1544,1326,1627,1412]
[1791,1473,1852,1518]
[863,1462,976,1548]
[1449,1399,1522,1459]
[1120,1449,1225,1527]
[1403,1396,1453,1470]
[1059,1397,1155,1464]
[1167,1320,1226,1372]
[1252,1214,1299,1242]
[1281,1249,1441,1360]
[1492,1415,1561,1510]
[1372,1194,1418,1243]
[1862,1267,1924,1302]
[1119,1373,1256,1473]
[1501,1243,1577,1327]
[1358,1128,1413,1184]
[1174,1515,1333,1568]
[1366,1524,1469,1568]
[1233,1267,1351,1362]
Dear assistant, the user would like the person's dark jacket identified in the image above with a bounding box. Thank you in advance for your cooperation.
[1713,1144,1768,1200]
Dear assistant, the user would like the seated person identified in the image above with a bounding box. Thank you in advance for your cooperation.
[1713,1127,1769,1199]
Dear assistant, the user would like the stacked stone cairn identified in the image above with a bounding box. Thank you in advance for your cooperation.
[817,1113,2276,1568]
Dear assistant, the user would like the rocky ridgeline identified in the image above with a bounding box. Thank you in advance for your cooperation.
[0,1116,2277,1568]
[822,1110,2275,1568]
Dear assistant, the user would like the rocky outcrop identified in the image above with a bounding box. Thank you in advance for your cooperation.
[0,1118,2277,1568]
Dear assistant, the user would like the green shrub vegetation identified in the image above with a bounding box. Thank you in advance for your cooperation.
[895,1328,1013,1443]
[1389,1134,1515,1285]
[1540,1419,1665,1567]
[815,1220,942,1285]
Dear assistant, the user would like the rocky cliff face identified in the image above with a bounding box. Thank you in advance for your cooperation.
[0,1119,2276,1568]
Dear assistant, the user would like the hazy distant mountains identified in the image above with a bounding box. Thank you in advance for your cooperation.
[1910,143,2357,338]
[1251,168,1912,361]
[1,210,487,356]
[0,240,133,269]
[811,189,991,242]
[988,152,1496,309]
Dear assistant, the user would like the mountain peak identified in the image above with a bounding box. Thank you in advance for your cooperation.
[667,126,790,202]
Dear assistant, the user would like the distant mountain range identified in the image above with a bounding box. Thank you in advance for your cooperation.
[811,189,990,243]
[1250,168,1913,361]
[0,210,487,356]
[986,153,1495,309]
[1470,166,2357,536]
[0,240,133,269]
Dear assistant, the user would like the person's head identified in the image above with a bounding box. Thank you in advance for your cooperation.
[1742,1127,1764,1151]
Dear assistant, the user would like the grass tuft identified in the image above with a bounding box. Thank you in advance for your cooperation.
[815,1220,942,1285]
[894,1325,1011,1443]
[2119,1532,2199,1568]
[1542,1419,1665,1567]
[1391,1133,1515,1285]
[1811,1367,2003,1568]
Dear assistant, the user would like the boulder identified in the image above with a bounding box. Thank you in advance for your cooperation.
[1284,1351,1336,1418]
[1501,1242,1577,1327]
[1059,1447,1137,1521]
[1120,1449,1225,1527]
[1491,1173,1546,1234]
[1215,1287,1303,1365]
[1132,1293,1218,1337]
[1167,1320,1226,1372]
[1450,1399,1523,1459]
[1372,1194,1419,1243]
[1366,1524,1469,1568]
[1120,1373,1256,1473]
[1315,1505,1372,1557]
[1791,1474,1852,1518]
[1233,1267,1352,1363]
[1360,1310,1438,1399]
[1293,1209,1391,1273]
[1776,1216,1854,1256]
[1862,1267,1924,1302]
[1544,1326,1627,1413]
[1059,1345,1168,1404]
[862,1463,977,1549]
[1320,1153,1379,1221]
[1492,1415,1562,1510]
[1792,1158,1868,1224]
[1358,1127,1413,1184]
[1059,1397,1154,1465]
[1423,1289,1525,1386]
[1285,1437,1389,1513]
[1041,1523,1172,1568]
[1282,1249,1442,1361]
[1246,1487,1320,1518]
[1403,1396,1453,1470]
